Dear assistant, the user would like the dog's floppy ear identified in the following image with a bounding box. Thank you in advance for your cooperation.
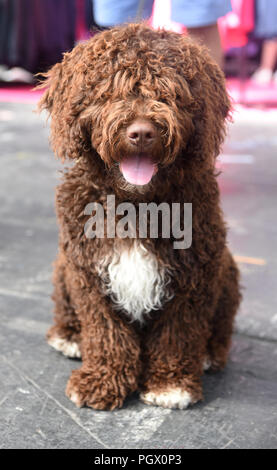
[181,39,232,167]
[37,42,92,161]
[37,62,63,114]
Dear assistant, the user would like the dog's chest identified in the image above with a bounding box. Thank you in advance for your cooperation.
[97,242,172,322]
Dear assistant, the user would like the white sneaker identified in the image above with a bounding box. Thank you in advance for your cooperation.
[0,64,8,80]
[1,66,34,84]
[251,68,273,85]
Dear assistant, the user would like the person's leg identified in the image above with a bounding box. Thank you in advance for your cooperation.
[170,0,231,68]
[187,23,223,68]
[252,39,277,84]
[259,38,277,70]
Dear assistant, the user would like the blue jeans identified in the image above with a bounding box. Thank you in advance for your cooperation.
[93,0,232,28]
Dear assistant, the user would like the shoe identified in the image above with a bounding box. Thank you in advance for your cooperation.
[1,66,34,84]
[251,68,272,85]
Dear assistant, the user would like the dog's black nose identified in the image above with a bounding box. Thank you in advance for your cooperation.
[127,120,157,147]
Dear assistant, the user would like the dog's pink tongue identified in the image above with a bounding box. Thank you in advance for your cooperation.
[120,154,156,185]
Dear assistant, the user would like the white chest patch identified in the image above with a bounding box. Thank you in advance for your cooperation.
[97,242,172,323]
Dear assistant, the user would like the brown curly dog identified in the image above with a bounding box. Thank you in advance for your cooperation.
[38,23,241,410]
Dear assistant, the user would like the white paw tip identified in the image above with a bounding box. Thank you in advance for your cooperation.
[48,336,81,359]
[140,387,193,409]
[203,358,212,371]
[67,390,83,407]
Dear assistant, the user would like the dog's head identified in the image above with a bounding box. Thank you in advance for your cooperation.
[38,23,231,196]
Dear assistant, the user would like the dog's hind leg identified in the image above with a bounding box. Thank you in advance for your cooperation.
[47,253,82,359]
[205,253,241,372]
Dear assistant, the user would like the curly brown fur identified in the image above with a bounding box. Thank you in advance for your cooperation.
[38,23,241,410]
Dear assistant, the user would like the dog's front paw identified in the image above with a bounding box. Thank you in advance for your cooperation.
[140,387,198,410]
[66,368,130,410]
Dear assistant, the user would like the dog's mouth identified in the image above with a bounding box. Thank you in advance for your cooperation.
[119,153,157,186]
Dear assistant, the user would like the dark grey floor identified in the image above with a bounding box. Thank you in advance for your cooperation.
[0,102,276,449]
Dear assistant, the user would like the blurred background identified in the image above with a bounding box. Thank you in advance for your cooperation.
[0,0,277,105]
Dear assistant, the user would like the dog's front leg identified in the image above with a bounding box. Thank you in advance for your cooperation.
[140,294,209,409]
[66,286,141,410]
